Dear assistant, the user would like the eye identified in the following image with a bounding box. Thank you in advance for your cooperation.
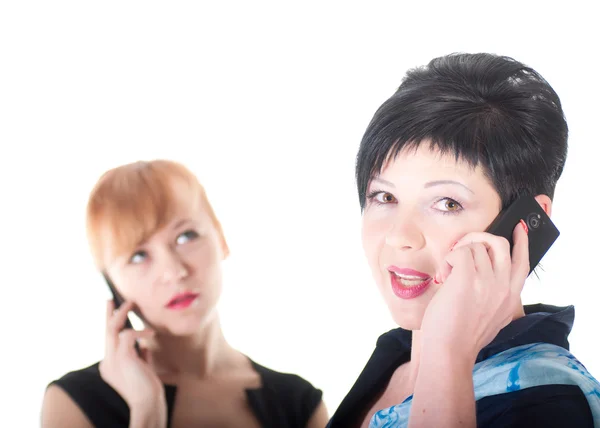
[433,197,464,214]
[367,190,397,205]
[176,229,199,245]
[129,250,147,264]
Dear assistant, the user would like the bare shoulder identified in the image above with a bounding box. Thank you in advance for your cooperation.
[41,384,94,428]
[306,400,329,428]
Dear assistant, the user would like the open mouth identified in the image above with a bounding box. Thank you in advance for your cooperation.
[387,267,433,299]
[391,272,431,287]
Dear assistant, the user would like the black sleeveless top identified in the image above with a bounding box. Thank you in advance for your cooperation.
[50,358,322,428]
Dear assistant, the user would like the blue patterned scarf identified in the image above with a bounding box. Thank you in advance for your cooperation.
[370,343,600,427]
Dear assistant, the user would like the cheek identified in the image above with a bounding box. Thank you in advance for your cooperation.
[108,269,138,299]
[361,212,391,271]
[423,213,495,263]
[115,275,153,309]
[186,240,222,276]
[425,223,460,260]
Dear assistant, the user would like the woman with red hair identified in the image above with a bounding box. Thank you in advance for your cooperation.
[42,160,328,428]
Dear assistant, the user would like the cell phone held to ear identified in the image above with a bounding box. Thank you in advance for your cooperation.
[485,195,560,276]
[102,272,141,356]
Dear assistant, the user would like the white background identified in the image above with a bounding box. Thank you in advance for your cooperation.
[1,1,598,426]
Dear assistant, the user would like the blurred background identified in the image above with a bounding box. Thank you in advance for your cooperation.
[0,1,598,426]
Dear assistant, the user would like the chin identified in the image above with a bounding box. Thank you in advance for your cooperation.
[181,314,216,335]
[378,279,435,332]
[386,301,426,331]
[160,303,219,337]
[166,324,203,337]
[392,315,423,331]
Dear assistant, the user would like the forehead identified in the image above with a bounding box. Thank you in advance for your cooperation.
[377,144,485,186]
[94,177,210,266]
[102,199,204,258]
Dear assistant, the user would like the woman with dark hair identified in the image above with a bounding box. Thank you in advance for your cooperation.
[327,53,600,427]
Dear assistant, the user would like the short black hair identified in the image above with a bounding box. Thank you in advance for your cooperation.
[356,53,568,211]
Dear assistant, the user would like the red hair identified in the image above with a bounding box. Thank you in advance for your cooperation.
[86,160,228,270]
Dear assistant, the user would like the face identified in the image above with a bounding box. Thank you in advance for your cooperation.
[361,144,503,330]
[104,199,227,336]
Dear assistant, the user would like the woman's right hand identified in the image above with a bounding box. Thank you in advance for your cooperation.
[98,300,167,428]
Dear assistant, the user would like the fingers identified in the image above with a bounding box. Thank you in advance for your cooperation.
[105,299,135,353]
[117,329,155,358]
[105,299,116,352]
[510,220,530,293]
[139,341,156,365]
[452,232,511,272]
[443,242,493,285]
[439,224,529,290]
[443,232,510,282]
[106,299,114,321]
[471,243,494,278]
[108,301,135,334]
[444,245,476,280]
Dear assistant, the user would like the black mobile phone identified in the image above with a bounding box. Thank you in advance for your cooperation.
[102,272,141,355]
[485,195,560,275]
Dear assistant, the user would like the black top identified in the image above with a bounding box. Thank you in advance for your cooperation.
[327,304,594,427]
[50,358,322,428]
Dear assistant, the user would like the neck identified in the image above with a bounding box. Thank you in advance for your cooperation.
[148,312,238,378]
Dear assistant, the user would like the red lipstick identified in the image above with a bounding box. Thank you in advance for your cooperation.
[166,292,199,310]
[388,266,432,300]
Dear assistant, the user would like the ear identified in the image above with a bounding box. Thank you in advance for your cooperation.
[534,194,552,217]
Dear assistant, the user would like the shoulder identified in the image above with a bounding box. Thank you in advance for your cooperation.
[252,360,322,395]
[52,362,102,387]
[51,362,117,401]
[474,343,598,427]
[42,384,94,428]
[476,384,594,427]
[250,360,324,424]
[46,362,129,427]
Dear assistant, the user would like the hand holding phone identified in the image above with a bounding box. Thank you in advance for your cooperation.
[420,196,546,361]
[102,273,140,354]
[485,195,559,275]
[98,299,166,420]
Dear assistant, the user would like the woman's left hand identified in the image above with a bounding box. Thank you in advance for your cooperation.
[419,221,530,361]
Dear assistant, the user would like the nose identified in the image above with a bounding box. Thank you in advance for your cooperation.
[385,216,426,251]
[159,250,189,283]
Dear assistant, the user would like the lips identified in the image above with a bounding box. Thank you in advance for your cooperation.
[166,292,199,310]
[387,266,433,300]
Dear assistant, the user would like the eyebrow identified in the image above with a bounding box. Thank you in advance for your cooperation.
[172,218,193,230]
[424,180,474,194]
[371,177,474,194]
[371,177,395,187]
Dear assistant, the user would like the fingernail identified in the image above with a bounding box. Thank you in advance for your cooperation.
[433,277,440,284]
[520,219,528,235]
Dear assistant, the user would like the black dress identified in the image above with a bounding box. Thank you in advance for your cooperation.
[327,304,594,427]
[50,358,322,428]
